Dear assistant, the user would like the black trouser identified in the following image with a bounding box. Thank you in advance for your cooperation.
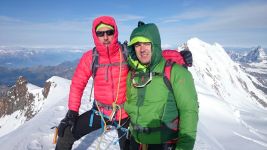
[128,136,176,150]
[55,109,130,150]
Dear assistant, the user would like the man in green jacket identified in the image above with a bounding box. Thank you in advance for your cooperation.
[124,22,199,150]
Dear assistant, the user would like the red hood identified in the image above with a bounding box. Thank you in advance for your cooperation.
[92,16,120,56]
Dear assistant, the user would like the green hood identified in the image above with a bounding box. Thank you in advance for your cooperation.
[128,23,162,72]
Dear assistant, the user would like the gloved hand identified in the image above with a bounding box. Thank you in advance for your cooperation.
[57,110,78,137]
[180,50,193,67]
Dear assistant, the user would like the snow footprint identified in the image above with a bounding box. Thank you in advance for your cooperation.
[55,105,65,112]
[27,140,43,150]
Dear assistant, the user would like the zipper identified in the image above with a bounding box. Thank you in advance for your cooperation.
[107,46,115,102]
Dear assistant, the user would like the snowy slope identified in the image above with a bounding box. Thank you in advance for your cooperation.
[188,38,266,107]
[242,47,267,88]
[0,38,267,150]
[0,82,45,137]
[0,76,121,150]
[188,38,267,150]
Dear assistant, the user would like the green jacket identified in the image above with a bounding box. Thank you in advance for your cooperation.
[124,23,199,150]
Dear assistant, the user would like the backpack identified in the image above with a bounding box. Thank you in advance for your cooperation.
[162,50,186,91]
[90,41,128,78]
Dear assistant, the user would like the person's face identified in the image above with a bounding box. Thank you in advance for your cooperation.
[96,27,114,46]
[134,42,152,65]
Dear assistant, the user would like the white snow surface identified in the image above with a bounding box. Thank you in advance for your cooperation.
[0,38,267,150]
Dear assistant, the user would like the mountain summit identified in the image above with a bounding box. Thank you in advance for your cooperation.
[240,46,267,63]
[187,38,266,107]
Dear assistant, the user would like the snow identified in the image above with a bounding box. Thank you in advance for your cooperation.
[27,83,41,91]
[0,110,27,137]
[0,38,267,150]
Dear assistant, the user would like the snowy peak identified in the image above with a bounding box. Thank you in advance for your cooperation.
[0,76,70,137]
[187,37,234,66]
[240,46,267,63]
[187,38,267,107]
[0,76,39,119]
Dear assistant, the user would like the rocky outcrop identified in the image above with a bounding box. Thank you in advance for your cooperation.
[0,76,36,120]
[42,81,51,98]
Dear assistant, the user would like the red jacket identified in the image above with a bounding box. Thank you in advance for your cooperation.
[68,16,129,120]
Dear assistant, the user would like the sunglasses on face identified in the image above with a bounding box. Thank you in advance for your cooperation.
[96,30,115,37]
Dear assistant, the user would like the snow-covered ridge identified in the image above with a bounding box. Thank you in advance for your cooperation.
[0,76,70,137]
[188,37,266,107]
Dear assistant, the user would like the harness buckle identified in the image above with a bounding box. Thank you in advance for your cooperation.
[133,125,151,134]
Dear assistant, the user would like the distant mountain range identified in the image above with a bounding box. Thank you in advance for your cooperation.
[0,47,83,87]
[0,47,84,68]
[0,60,77,87]
[226,46,267,96]
[226,46,267,63]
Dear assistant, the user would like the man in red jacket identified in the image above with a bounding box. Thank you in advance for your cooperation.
[55,16,192,150]
[55,16,130,150]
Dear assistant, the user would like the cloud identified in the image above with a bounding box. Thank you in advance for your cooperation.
[161,2,267,31]
[0,16,90,32]
[1,1,267,48]
[0,16,93,47]
[115,14,144,22]
[0,16,25,23]
[157,2,267,47]
[0,14,143,47]
[90,14,144,22]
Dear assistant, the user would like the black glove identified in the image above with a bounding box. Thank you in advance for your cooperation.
[180,50,193,67]
[57,110,78,137]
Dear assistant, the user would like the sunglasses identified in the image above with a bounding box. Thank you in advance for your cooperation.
[96,30,115,37]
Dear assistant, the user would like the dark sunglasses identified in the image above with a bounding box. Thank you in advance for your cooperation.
[96,30,114,37]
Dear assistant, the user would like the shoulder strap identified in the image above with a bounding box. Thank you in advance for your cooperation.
[91,42,128,79]
[91,47,99,78]
[163,60,175,92]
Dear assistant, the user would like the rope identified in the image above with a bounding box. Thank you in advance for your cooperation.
[88,68,106,150]
[95,100,108,150]
[109,47,123,125]
[92,48,108,150]
[90,108,128,150]
[96,46,123,150]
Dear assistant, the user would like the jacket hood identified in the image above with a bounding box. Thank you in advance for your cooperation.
[92,16,120,56]
[128,23,162,71]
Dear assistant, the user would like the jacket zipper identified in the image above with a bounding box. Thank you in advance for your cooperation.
[107,46,115,101]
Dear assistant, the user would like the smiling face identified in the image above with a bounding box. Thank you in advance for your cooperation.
[134,42,152,65]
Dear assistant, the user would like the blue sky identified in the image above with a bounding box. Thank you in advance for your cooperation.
[0,0,267,48]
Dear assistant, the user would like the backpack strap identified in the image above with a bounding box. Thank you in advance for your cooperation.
[130,60,174,91]
[91,47,99,78]
[163,60,175,92]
